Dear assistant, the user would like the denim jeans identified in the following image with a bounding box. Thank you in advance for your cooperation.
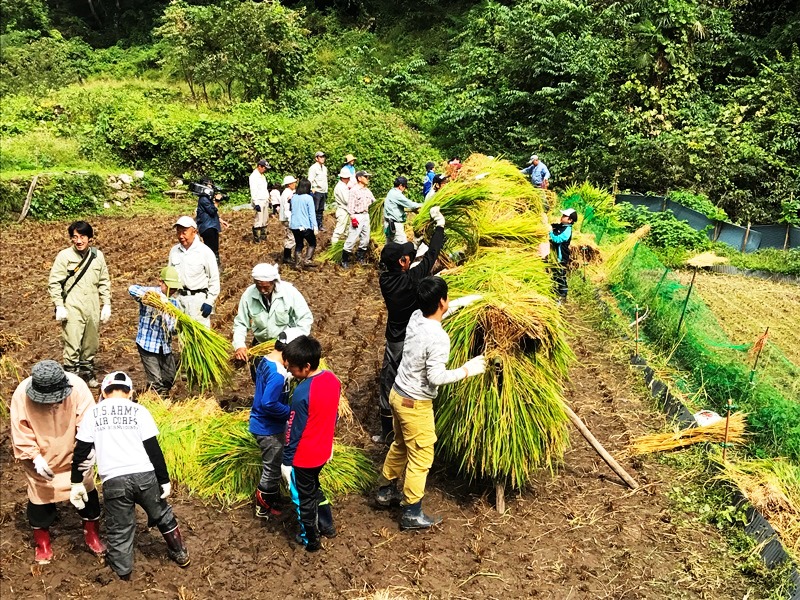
[103,471,176,577]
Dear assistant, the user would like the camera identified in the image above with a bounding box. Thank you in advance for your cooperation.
[188,180,229,202]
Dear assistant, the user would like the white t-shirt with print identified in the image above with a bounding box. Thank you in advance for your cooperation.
[76,399,159,483]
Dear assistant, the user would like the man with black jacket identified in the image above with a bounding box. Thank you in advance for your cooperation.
[373,206,446,443]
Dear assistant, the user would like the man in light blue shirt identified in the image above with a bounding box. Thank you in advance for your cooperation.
[383,176,422,244]
[521,154,551,189]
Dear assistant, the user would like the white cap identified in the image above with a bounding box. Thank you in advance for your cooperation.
[174,216,197,229]
[101,371,133,394]
[338,168,352,179]
[560,208,577,219]
[530,154,538,162]
[252,263,281,282]
[276,327,304,347]
[282,175,297,186]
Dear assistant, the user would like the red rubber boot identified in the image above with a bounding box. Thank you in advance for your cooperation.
[33,528,53,564]
[82,519,107,556]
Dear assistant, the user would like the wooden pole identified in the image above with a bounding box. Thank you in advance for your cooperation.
[18,174,39,223]
[495,481,505,514]
[784,223,791,251]
[748,327,769,385]
[675,268,697,336]
[722,399,733,462]
[741,221,751,252]
[634,306,640,357]
[562,403,639,490]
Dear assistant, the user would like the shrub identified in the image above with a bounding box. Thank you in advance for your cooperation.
[667,190,729,222]
[617,202,711,251]
[0,173,108,221]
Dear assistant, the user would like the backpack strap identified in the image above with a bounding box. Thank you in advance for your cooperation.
[61,247,97,301]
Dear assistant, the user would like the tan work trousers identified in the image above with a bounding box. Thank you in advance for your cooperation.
[380,389,437,505]
[61,306,99,370]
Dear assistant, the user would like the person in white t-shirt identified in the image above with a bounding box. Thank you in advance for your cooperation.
[69,372,190,579]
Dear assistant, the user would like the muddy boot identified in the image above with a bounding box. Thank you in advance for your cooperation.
[33,528,53,564]
[83,519,107,556]
[371,411,394,444]
[304,246,318,269]
[81,365,99,389]
[252,227,260,243]
[259,227,267,243]
[161,525,190,567]
[255,489,283,519]
[356,248,367,265]
[282,248,293,265]
[318,502,336,538]
[400,501,442,530]
[293,248,304,269]
[303,524,322,552]
[375,480,403,508]
[340,250,352,269]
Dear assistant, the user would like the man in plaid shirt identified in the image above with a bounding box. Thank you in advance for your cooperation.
[128,267,182,396]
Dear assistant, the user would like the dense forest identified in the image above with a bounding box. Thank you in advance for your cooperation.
[1,0,799,223]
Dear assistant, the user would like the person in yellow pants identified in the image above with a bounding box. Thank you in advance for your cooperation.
[375,277,484,529]
[48,221,111,388]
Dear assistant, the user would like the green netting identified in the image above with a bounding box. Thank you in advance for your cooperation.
[607,244,800,463]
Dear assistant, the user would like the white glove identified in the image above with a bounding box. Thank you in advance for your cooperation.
[281,464,293,486]
[313,228,319,236]
[100,304,111,323]
[429,206,445,228]
[160,482,171,499]
[33,455,55,480]
[70,483,88,509]
[78,448,96,474]
[462,355,486,378]
[449,294,483,311]
[55,306,68,321]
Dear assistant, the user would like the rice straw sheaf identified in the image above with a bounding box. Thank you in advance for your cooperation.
[443,247,557,296]
[141,291,233,392]
[715,458,800,559]
[569,233,602,269]
[435,292,573,488]
[194,412,376,505]
[628,412,747,455]
[595,224,651,282]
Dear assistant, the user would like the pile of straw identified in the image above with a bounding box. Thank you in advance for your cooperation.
[628,412,747,455]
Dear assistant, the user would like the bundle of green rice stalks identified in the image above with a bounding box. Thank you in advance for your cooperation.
[595,224,651,282]
[442,247,556,296]
[139,392,221,485]
[715,458,800,559]
[193,412,376,505]
[435,290,573,488]
[141,291,233,391]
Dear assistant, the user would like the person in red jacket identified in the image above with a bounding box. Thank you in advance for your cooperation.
[280,335,341,552]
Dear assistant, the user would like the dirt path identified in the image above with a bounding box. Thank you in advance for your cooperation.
[0,213,775,599]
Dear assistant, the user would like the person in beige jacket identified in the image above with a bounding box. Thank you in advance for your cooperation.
[47,221,111,388]
[10,360,106,564]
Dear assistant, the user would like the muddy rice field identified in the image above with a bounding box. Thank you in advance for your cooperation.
[0,210,780,599]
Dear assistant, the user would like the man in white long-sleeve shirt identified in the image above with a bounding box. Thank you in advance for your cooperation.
[249,159,271,243]
[307,151,328,230]
[375,276,485,530]
[168,216,220,327]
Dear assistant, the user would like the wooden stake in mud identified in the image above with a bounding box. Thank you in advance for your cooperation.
[675,268,697,337]
[495,481,505,514]
[748,327,769,386]
[722,399,733,462]
[634,305,640,357]
[562,403,639,490]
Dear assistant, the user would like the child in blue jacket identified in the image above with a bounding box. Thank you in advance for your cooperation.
[250,328,303,519]
[549,208,577,301]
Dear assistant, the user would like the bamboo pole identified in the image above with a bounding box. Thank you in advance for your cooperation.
[18,174,40,223]
[563,403,639,490]
[748,327,769,385]
[634,305,640,357]
[722,399,733,462]
[495,481,505,514]
[675,268,697,336]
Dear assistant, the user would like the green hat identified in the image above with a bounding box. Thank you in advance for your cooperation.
[159,266,183,290]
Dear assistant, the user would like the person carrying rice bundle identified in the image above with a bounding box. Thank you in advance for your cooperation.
[549,208,578,302]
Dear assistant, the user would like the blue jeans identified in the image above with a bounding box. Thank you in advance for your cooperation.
[103,471,176,577]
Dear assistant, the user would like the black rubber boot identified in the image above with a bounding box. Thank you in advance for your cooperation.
[282,248,293,264]
[293,248,303,269]
[255,489,283,519]
[161,525,190,567]
[375,480,403,507]
[252,227,260,243]
[340,250,352,269]
[400,501,442,530]
[259,227,267,242]
[371,412,395,444]
[318,502,336,538]
[356,248,367,264]
[303,524,322,552]
[304,246,318,268]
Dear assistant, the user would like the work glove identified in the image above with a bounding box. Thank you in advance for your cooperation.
[462,355,486,378]
[200,303,213,318]
[100,304,111,323]
[70,483,88,510]
[281,464,293,486]
[78,449,96,474]
[313,228,319,236]
[55,306,68,321]
[449,294,482,311]
[33,455,55,481]
[160,482,172,499]
[254,204,262,212]
[429,206,445,228]
[351,218,359,228]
